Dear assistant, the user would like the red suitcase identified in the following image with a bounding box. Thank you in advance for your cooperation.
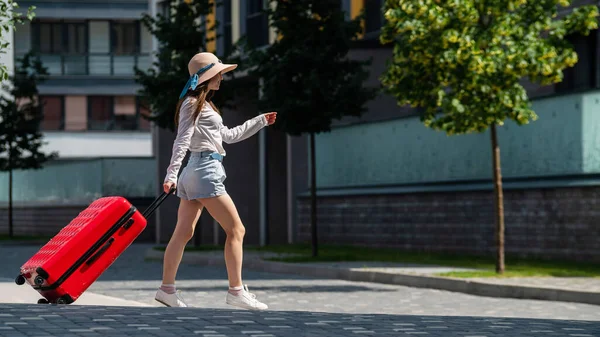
[14,189,172,305]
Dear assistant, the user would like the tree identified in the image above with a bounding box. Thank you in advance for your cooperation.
[380,0,599,273]
[0,0,35,81]
[135,0,247,132]
[245,0,377,256]
[0,52,57,237]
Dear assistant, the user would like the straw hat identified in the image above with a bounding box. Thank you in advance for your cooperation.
[179,52,238,99]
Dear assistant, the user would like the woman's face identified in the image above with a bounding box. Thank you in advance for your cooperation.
[208,72,223,91]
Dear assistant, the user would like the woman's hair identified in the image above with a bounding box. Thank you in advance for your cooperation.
[174,80,221,127]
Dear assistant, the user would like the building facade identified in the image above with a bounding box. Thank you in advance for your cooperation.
[0,0,157,240]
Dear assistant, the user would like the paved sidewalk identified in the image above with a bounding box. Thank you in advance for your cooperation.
[2,243,600,336]
[303,262,600,292]
[1,303,599,337]
[468,277,600,293]
[145,248,600,307]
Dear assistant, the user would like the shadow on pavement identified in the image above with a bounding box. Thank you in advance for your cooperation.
[106,284,397,293]
[1,304,598,337]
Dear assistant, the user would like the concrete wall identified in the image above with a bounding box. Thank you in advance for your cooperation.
[315,91,600,189]
[582,93,600,172]
[0,158,156,204]
[42,132,153,158]
[334,48,416,128]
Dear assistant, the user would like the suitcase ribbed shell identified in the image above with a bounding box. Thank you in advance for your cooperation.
[17,196,147,304]
[23,198,120,270]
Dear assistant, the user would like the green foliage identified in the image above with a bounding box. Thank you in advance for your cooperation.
[135,0,214,131]
[380,0,599,135]
[0,52,57,172]
[135,0,248,132]
[246,0,377,135]
[0,0,35,81]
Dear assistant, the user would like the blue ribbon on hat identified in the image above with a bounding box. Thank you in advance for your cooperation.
[178,63,216,100]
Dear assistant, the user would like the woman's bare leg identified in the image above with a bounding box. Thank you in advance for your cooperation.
[200,193,267,310]
[162,198,204,285]
[199,194,244,287]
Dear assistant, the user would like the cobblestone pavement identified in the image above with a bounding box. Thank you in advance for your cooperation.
[2,243,600,336]
[1,304,600,337]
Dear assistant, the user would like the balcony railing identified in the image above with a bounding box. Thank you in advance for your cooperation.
[15,53,152,77]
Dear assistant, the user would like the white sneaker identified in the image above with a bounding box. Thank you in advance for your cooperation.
[155,289,188,307]
[225,285,268,311]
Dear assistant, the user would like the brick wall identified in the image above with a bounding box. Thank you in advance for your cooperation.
[297,186,600,261]
[0,197,157,242]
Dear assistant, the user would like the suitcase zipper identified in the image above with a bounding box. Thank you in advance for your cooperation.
[34,205,137,291]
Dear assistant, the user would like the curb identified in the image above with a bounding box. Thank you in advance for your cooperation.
[145,248,600,307]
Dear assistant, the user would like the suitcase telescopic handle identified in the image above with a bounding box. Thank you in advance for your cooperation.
[142,186,175,218]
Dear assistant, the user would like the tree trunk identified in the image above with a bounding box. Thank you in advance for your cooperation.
[8,169,13,238]
[7,135,13,239]
[310,132,318,257]
[490,124,505,274]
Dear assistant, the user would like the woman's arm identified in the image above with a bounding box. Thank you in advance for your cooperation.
[220,114,268,144]
[164,99,196,184]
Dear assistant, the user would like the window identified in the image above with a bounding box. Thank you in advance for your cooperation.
[88,96,113,130]
[33,21,86,54]
[159,0,170,18]
[113,96,138,130]
[223,0,233,55]
[247,0,264,16]
[556,29,598,93]
[87,95,150,131]
[28,20,144,76]
[364,0,383,34]
[137,98,152,131]
[32,20,141,55]
[112,22,139,55]
[64,96,87,130]
[40,96,64,130]
[66,23,87,54]
[36,22,63,53]
[246,0,269,47]
[32,21,87,75]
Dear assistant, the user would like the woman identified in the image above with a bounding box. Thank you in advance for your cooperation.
[155,52,277,310]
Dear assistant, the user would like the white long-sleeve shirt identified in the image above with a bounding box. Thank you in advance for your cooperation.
[164,96,268,184]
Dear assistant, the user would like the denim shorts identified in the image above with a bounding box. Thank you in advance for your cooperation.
[177,151,227,200]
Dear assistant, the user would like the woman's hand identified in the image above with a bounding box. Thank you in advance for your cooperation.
[163,181,176,194]
[263,112,277,125]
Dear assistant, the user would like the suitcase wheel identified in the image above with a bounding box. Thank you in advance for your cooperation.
[37,298,48,304]
[56,295,73,305]
[34,276,45,286]
[15,275,25,285]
